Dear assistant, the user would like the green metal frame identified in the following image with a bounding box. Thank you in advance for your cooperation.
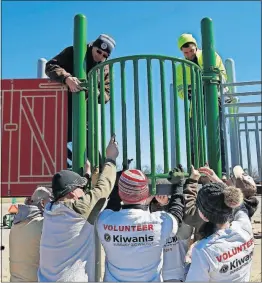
[87,55,205,193]
[71,14,223,183]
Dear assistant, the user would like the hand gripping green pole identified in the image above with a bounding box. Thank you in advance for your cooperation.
[201,17,222,177]
[72,14,87,175]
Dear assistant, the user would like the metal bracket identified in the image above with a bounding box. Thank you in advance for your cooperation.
[202,67,222,85]
[202,75,220,85]
[209,67,221,73]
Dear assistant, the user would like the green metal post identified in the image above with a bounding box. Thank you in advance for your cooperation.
[182,63,192,172]
[88,75,95,167]
[93,72,99,167]
[147,59,156,194]
[190,66,199,168]
[121,61,128,168]
[201,17,222,177]
[100,67,107,163]
[171,62,181,165]
[72,14,87,174]
[199,72,207,163]
[159,60,169,172]
[196,69,205,166]
[109,64,115,136]
[133,60,142,169]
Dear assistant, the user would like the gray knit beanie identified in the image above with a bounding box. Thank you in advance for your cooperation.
[196,182,244,224]
[93,34,116,55]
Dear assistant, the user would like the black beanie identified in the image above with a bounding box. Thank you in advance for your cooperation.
[93,34,116,55]
[196,183,244,224]
[52,170,87,201]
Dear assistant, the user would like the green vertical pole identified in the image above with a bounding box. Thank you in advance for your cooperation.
[201,17,222,177]
[159,60,169,172]
[93,72,99,167]
[147,59,156,194]
[182,63,191,172]
[109,65,115,136]
[171,62,181,165]
[199,73,207,163]
[100,67,107,163]
[88,75,95,167]
[121,61,128,168]
[133,60,142,169]
[72,14,87,174]
[196,69,205,166]
[190,66,199,168]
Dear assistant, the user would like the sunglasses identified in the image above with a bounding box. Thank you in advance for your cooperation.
[96,49,109,59]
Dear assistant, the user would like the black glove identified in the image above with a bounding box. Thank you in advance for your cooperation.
[167,164,186,189]
[167,164,185,224]
[188,85,192,101]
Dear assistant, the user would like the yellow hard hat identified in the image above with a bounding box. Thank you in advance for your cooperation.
[177,34,197,50]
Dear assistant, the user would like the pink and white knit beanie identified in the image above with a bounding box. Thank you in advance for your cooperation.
[118,169,149,203]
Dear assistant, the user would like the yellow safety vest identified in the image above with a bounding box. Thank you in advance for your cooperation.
[176,49,227,100]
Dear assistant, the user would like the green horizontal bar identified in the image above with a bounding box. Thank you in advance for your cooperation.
[146,172,210,179]
[87,55,201,79]
[146,173,189,179]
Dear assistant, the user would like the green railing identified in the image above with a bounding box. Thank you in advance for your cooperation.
[87,55,206,192]
[72,14,223,182]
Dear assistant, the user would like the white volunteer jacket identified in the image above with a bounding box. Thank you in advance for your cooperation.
[97,207,178,282]
[38,203,95,282]
[186,209,254,282]
[163,222,193,281]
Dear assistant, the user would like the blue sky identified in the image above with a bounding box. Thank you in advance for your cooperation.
[2,1,261,173]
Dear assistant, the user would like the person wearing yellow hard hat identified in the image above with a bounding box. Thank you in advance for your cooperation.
[176,33,227,100]
[176,33,228,175]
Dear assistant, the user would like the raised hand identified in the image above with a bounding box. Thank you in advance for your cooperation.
[106,134,119,161]
[198,164,223,183]
[190,165,201,181]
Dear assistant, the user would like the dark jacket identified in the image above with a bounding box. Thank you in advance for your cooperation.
[45,44,111,141]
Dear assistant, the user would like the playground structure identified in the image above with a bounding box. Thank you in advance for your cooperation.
[1,13,261,281]
[2,14,261,195]
[85,16,221,183]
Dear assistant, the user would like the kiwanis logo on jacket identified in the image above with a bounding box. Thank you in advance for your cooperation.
[103,223,155,246]
[218,237,254,275]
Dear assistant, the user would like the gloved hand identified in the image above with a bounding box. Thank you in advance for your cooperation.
[168,164,186,187]
[167,165,186,224]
